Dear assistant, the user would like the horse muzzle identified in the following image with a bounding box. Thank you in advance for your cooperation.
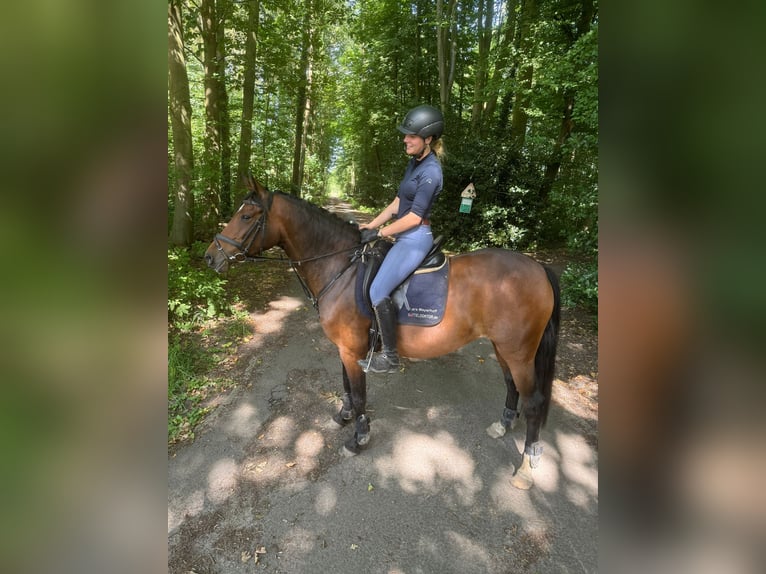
[204,245,230,274]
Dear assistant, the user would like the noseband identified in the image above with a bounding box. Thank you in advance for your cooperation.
[213,192,275,262]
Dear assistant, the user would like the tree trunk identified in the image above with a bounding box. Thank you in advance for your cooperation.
[471,0,494,131]
[217,0,232,217]
[539,94,574,201]
[509,0,538,151]
[291,2,313,197]
[168,0,194,247]
[436,0,458,110]
[483,0,519,135]
[539,0,595,201]
[236,0,260,194]
[199,0,223,237]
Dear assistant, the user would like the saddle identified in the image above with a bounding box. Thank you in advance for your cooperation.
[355,235,449,329]
[360,235,446,308]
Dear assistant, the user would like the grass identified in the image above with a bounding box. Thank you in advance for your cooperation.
[168,307,252,445]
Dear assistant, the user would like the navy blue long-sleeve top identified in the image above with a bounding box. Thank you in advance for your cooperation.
[396,152,442,221]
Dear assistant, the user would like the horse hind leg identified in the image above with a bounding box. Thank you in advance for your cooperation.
[486,350,521,439]
[510,364,546,490]
[485,350,543,489]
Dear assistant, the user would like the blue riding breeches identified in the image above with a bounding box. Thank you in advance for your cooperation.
[370,225,433,306]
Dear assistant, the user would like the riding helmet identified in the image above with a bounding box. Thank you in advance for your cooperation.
[397,105,444,140]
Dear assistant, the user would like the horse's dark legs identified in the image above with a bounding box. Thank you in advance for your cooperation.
[486,351,521,438]
[489,347,544,490]
[337,350,371,455]
[509,363,545,490]
[332,362,354,426]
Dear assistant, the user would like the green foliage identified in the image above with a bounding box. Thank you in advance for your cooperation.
[167,243,251,442]
[168,334,237,443]
[561,260,598,315]
[168,335,210,443]
[169,0,599,313]
[168,242,233,331]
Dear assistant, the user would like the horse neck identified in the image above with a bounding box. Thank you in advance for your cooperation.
[274,197,357,288]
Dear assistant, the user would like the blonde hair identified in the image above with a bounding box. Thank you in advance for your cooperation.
[431,137,446,161]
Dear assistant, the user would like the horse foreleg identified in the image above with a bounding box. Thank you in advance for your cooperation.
[338,351,371,455]
[331,362,354,427]
[486,353,520,439]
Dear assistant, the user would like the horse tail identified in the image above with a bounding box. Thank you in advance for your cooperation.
[536,266,561,427]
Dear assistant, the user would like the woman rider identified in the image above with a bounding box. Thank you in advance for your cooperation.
[358,104,445,373]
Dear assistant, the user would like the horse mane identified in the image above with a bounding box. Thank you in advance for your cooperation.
[273,191,360,249]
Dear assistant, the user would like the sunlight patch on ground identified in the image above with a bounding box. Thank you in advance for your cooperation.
[374,430,482,504]
[168,489,204,532]
[556,431,598,500]
[264,415,298,448]
[295,430,324,473]
[445,531,493,570]
[314,484,337,516]
[527,442,560,494]
[490,466,547,530]
[207,458,239,504]
[224,401,262,438]
[241,453,288,484]
[553,377,598,421]
[252,295,304,334]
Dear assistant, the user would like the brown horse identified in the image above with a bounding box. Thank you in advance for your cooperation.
[205,176,560,489]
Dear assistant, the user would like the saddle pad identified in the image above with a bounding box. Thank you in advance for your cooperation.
[355,260,450,326]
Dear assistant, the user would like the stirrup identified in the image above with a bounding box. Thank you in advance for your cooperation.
[358,351,400,374]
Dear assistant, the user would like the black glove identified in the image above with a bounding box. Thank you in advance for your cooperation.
[360,228,380,243]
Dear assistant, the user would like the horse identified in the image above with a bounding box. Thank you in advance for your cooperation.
[205,175,560,490]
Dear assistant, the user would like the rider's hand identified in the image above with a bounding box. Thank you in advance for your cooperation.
[360,228,380,243]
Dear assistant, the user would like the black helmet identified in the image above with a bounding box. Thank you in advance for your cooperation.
[397,105,444,140]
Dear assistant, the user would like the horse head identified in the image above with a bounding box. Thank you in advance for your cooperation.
[204,174,280,273]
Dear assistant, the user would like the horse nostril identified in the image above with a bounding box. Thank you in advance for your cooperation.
[204,253,213,267]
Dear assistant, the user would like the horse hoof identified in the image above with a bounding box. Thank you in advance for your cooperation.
[328,413,351,428]
[510,454,534,490]
[486,421,507,439]
[332,411,353,427]
[510,472,534,490]
[342,442,360,457]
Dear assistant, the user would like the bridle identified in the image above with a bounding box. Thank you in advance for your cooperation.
[213,192,275,263]
[213,190,364,309]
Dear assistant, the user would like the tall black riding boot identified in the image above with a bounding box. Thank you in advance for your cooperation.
[359,297,400,374]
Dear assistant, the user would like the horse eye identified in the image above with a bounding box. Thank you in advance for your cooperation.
[242,214,252,220]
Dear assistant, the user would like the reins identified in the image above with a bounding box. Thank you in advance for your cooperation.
[217,190,365,309]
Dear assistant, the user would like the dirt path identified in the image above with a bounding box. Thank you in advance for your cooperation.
[168,201,598,574]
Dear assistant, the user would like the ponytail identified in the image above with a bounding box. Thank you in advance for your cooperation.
[432,138,446,161]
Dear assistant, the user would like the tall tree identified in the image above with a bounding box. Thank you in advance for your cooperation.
[198,0,226,236]
[539,0,596,202]
[482,0,519,135]
[471,0,494,131]
[291,0,314,196]
[509,0,538,151]
[235,0,260,193]
[216,0,233,216]
[436,0,458,110]
[168,0,194,247]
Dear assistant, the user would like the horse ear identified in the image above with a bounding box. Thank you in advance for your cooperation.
[242,172,270,202]
[242,172,257,191]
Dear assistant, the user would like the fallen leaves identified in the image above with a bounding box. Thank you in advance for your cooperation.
[241,546,267,564]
